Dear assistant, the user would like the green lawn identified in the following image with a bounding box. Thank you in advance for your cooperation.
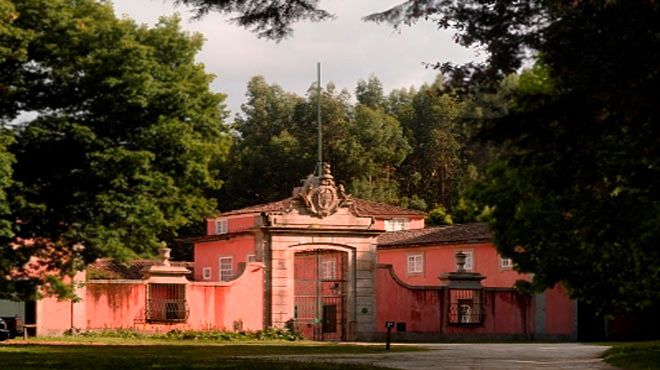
[0,338,414,369]
[602,341,660,370]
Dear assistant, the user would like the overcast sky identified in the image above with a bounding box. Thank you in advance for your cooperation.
[112,0,482,117]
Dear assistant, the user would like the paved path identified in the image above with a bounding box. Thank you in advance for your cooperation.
[275,343,618,370]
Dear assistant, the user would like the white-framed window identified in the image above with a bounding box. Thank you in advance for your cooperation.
[500,257,513,269]
[202,267,212,280]
[462,250,474,271]
[385,218,407,231]
[219,257,233,282]
[407,254,424,274]
[246,254,257,263]
[320,259,336,280]
[215,219,228,235]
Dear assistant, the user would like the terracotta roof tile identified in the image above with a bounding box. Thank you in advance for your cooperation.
[350,198,426,217]
[87,259,193,280]
[377,223,491,248]
[219,198,295,216]
[218,197,425,218]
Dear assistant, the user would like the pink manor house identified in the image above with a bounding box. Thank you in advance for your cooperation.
[27,165,576,340]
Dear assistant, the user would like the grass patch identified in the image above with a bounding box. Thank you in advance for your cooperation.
[24,335,420,353]
[602,340,660,370]
[0,343,409,369]
[0,336,421,369]
[0,344,396,369]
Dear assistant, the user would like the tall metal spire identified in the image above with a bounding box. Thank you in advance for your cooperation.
[317,62,322,176]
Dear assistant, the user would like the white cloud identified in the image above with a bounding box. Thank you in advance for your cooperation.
[111,0,482,116]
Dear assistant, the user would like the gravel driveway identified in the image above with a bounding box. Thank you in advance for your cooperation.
[278,343,619,370]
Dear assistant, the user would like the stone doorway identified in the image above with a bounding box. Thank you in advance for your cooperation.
[293,249,348,340]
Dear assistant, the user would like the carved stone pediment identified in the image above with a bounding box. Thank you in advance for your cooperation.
[292,163,351,218]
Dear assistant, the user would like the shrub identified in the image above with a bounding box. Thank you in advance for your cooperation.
[64,327,302,342]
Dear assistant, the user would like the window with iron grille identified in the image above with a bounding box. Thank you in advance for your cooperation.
[219,257,233,282]
[146,283,188,323]
[500,257,513,269]
[447,288,485,325]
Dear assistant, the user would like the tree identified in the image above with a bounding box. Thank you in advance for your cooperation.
[342,104,410,204]
[379,1,659,314]
[220,76,310,210]
[355,75,384,110]
[2,0,229,298]
[175,0,333,39]
[0,0,32,120]
[0,130,12,238]
[223,75,411,209]
[389,77,468,211]
[426,206,452,226]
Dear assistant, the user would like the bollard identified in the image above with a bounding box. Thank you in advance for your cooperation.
[385,321,395,350]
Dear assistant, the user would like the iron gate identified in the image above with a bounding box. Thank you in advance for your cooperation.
[293,249,347,340]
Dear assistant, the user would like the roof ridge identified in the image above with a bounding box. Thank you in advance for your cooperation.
[377,223,491,247]
[217,196,425,217]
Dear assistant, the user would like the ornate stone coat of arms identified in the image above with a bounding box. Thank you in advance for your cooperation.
[292,163,351,218]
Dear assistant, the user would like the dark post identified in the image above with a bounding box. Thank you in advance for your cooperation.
[385,321,395,350]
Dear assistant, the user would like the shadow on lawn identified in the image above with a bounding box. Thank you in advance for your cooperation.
[0,344,397,369]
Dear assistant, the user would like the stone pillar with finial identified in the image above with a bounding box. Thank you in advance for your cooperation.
[440,250,485,288]
[455,250,467,273]
[142,242,190,283]
[158,242,171,267]
[439,251,487,326]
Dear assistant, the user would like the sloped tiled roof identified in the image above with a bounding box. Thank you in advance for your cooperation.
[218,197,425,218]
[87,259,193,280]
[219,198,295,217]
[350,198,425,217]
[377,223,491,248]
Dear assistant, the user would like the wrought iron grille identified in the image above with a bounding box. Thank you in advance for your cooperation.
[146,283,189,323]
[293,250,347,340]
[447,288,485,325]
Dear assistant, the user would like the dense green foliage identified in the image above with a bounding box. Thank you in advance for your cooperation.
[0,131,13,238]
[0,0,229,298]
[64,327,303,341]
[175,0,333,39]
[220,75,483,212]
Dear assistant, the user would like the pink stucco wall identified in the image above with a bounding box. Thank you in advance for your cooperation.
[85,282,145,329]
[37,296,73,336]
[376,264,534,336]
[194,235,256,281]
[376,266,442,333]
[206,214,257,235]
[36,263,264,335]
[36,272,86,336]
[214,262,264,330]
[545,285,575,335]
[378,242,524,288]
